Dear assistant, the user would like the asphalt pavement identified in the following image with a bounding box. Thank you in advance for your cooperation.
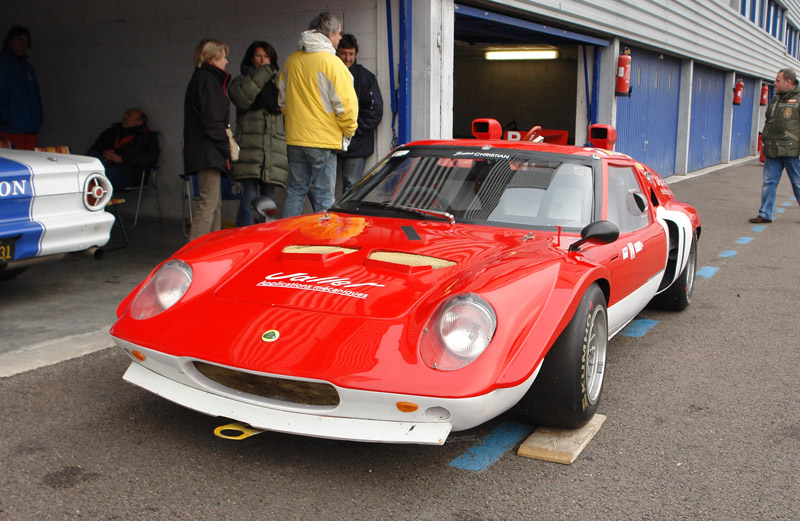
[1,157,799,520]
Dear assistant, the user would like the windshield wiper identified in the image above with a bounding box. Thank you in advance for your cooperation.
[344,201,455,223]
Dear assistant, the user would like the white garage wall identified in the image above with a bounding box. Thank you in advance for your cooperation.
[0,0,383,221]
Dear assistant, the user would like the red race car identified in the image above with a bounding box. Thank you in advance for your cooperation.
[111,120,700,445]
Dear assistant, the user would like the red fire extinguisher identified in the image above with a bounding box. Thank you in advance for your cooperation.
[761,83,770,105]
[615,48,632,97]
[733,79,744,105]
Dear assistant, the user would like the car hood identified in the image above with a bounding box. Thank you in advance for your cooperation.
[114,213,584,396]
[213,213,561,319]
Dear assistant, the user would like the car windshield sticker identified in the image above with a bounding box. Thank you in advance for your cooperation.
[257,272,385,299]
[453,151,510,159]
[392,150,410,157]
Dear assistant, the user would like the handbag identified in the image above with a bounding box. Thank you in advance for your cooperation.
[225,126,240,162]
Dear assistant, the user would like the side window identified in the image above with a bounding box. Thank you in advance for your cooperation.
[607,165,651,234]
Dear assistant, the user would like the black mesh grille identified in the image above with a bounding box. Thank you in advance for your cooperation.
[194,362,340,406]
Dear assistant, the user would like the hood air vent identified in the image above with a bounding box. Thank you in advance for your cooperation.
[367,251,456,270]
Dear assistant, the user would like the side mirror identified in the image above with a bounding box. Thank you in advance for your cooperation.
[569,220,620,252]
[250,195,277,219]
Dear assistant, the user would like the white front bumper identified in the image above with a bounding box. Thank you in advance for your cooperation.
[115,338,539,445]
[123,362,452,445]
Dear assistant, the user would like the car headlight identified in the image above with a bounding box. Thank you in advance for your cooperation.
[420,293,497,371]
[129,260,192,320]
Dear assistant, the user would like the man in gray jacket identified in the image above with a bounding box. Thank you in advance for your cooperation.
[750,68,800,223]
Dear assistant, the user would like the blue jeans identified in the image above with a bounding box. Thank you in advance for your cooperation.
[758,156,800,220]
[283,145,337,217]
[340,156,367,194]
[236,179,276,227]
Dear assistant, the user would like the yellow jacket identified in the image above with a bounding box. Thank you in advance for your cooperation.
[278,31,358,150]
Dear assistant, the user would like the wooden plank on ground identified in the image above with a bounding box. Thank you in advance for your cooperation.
[517,414,606,464]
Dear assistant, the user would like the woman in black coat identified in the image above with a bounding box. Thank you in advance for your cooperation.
[183,38,231,240]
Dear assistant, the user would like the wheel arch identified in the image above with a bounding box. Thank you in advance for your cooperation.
[655,206,696,293]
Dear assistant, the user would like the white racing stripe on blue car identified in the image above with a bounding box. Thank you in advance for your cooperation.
[0,156,44,261]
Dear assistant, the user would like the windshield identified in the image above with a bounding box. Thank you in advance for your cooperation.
[333,146,596,229]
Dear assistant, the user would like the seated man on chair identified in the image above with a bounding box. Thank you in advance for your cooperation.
[87,108,159,191]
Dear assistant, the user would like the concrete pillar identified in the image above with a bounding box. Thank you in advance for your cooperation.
[411,0,454,140]
[596,38,620,127]
[674,59,694,175]
[721,71,735,164]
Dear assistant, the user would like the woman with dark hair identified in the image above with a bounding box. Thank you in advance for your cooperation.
[228,41,288,227]
[183,38,231,240]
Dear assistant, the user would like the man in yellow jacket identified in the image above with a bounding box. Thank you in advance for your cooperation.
[278,11,358,217]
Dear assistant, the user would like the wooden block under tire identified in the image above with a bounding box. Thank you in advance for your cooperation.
[517,414,606,464]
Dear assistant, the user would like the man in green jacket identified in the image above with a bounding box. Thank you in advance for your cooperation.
[750,68,800,223]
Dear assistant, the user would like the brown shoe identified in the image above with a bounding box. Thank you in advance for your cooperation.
[748,216,772,223]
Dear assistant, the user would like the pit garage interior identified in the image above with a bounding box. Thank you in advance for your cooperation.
[451,3,764,179]
[452,5,609,145]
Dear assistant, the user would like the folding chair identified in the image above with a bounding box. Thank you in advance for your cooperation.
[114,132,162,228]
[181,174,196,238]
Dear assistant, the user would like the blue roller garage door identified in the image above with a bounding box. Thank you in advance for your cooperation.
[688,64,726,171]
[731,76,755,160]
[615,46,681,177]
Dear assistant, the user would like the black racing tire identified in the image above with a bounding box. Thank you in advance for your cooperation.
[0,267,28,280]
[517,283,608,429]
[650,232,697,311]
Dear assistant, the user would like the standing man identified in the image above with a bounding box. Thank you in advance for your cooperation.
[749,68,800,223]
[0,26,43,150]
[336,33,383,194]
[278,11,358,217]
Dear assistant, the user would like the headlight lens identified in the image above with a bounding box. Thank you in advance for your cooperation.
[129,260,192,320]
[420,294,497,371]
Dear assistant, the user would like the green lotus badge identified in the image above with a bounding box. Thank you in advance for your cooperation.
[261,330,280,342]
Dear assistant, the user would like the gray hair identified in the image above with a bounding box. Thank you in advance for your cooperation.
[308,11,341,37]
[780,68,797,85]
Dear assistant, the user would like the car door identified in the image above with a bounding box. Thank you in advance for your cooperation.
[604,161,668,335]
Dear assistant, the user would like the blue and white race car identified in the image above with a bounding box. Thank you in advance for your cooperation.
[0,148,115,279]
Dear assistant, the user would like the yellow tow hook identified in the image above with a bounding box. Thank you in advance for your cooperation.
[213,422,264,440]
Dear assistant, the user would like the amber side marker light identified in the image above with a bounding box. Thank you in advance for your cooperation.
[131,350,146,362]
[396,402,419,413]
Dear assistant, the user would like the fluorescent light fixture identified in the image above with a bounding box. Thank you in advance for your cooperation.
[484,49,559,61]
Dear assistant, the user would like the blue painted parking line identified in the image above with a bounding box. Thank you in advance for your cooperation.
[736,237,753,244]
[719,250,737,258]
[697,266,719,278]
[619,318,658,338]
[449,421,533,472]
[751,225,767,232]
